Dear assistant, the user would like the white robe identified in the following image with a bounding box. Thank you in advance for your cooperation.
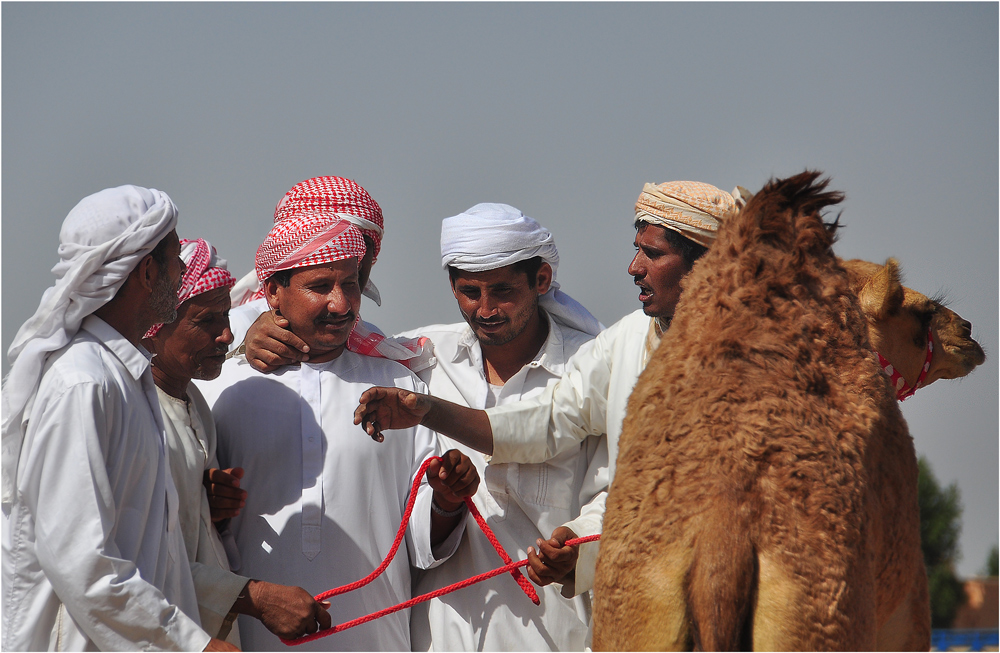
[398,314,601,651]
[486,309,654,595]
[2,315,210,652]
[197,352,464,651]
[157,384,249,644]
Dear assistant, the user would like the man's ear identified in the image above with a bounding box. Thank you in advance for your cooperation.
[264,278,283,314]
[133,253,158,293]
[534,262,553,295]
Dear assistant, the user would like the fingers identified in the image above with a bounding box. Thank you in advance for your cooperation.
[353,387,423,443]
[525,546,553,586]
[526,531,579,587]
[245,312,310,372]
[428,450,479,501]
[315,600,332,631]
[204,468,247,521]
[247,336,307,372]
[258,583,331,639]
[354,387,386,441]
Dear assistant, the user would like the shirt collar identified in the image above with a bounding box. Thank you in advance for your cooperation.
[454,309,569,377]
[81,314,152,381]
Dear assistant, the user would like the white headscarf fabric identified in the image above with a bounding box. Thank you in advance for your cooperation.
[2,185,178,508]
[440,203,603,337]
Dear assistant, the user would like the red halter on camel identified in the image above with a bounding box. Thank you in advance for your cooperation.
[875,329,934,401]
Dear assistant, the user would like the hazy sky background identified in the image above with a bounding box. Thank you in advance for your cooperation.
[3,3,997,577]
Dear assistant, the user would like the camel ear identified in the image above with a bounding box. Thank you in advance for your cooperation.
[856,258,904,320]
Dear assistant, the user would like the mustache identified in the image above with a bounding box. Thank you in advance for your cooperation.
[474,316,507,325]
[317,310,356,324]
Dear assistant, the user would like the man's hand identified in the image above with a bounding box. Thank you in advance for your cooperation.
[427,449,479,510]
[526,526,579,587]
[354,387,433,443]
[203,468,247,521]
[204,637,240,651]
[245,310,310,373]
[235,579,332,640]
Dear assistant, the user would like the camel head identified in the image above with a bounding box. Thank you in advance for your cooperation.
[844,258,985,395]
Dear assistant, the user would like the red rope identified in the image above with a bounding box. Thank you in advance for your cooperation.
[281,456,601,646]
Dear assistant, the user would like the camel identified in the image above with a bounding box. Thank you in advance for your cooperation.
[591,172,984,651]
[843,258,984,398]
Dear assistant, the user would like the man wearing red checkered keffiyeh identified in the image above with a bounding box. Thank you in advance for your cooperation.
[146,238,237,338]
[230,176,384,306]
[227,176,434,373]
[196,209,478,652]
[144,237,332,645]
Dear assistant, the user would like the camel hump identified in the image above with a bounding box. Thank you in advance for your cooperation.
[686,495,757,650]
[728,170,845,258]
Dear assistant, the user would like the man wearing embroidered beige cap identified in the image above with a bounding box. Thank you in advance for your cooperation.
[354,180,747,611]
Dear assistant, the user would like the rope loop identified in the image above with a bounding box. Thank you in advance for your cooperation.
[281,455,600,645]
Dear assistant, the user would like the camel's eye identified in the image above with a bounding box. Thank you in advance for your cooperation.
[913,306,936,347]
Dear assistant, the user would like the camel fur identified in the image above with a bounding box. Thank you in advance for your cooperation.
[592,172,932,651]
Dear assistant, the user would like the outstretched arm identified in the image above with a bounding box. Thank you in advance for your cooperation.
[354,386,494,454]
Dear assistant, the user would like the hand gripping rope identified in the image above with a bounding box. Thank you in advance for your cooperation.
[282,456,601,646]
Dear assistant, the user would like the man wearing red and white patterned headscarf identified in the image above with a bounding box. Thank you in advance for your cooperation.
[228,176,433,373]
[145,238,332,646]
[196,215,479,651]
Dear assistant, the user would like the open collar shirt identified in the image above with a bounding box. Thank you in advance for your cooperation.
[485,309,655,596]
[197,352,463,651]
[2,315,209,652]
[397,312,604,651]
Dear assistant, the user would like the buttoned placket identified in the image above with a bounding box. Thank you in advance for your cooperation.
[298,363,325,560]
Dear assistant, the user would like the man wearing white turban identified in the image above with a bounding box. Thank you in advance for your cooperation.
[1,186,225,651]
[355,181,748,628]
[394,203,603,651]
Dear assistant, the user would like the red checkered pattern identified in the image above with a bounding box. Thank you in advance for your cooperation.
[145,238,236,338]
[255,212,367,287]
[274,176,384,260]
[347,322,432,368]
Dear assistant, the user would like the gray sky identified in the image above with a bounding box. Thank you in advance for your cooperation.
[3,2,997,577]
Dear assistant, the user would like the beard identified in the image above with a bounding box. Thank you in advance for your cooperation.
[466,294,538,347]
[149,271,179,326]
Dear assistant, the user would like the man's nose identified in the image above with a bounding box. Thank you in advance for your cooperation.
[326,287,352,313]
[478,293,500,316]
[218,326,235,346]
[627,253,643,277]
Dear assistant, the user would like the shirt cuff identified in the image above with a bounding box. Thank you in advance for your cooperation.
[485,397,554,465]
[190,562,250,639]
[558,514,602,598]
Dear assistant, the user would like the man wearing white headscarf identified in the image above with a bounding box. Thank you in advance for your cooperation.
[394,203,603,651]
[1,186,223,651]
[355,181,748,623]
